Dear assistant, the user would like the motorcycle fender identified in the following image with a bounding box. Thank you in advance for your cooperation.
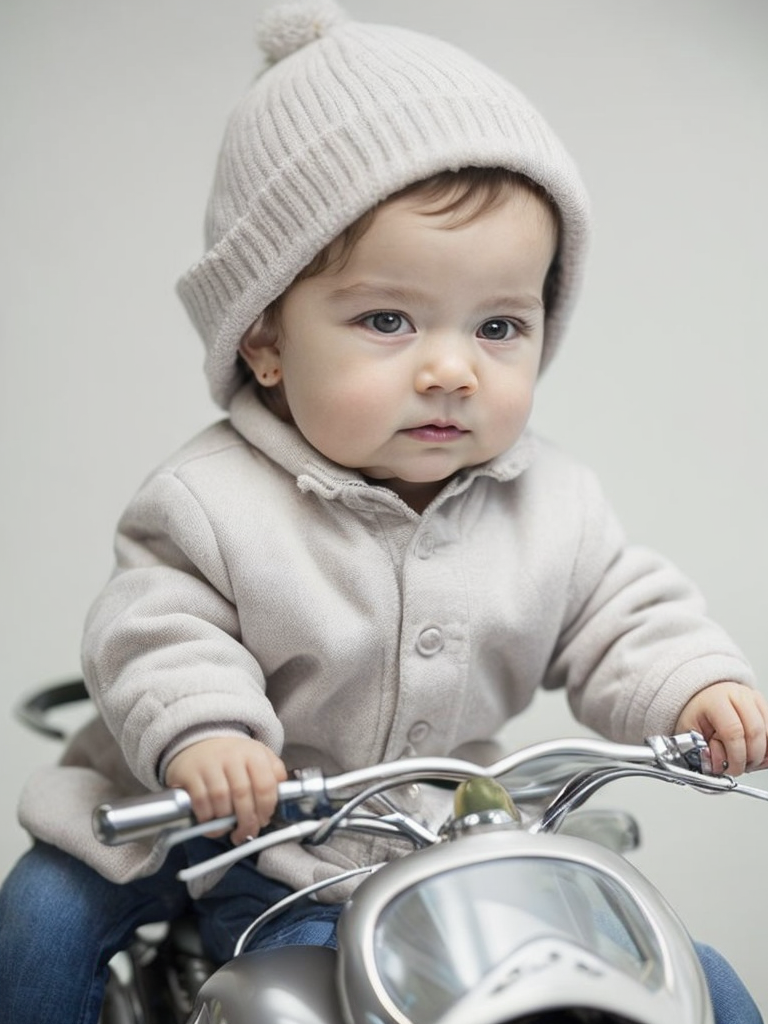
[189,945,341,1024]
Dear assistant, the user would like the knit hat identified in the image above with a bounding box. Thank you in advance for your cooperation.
[177,0,590,409]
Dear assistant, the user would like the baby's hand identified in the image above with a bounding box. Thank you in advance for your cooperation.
[166,736,287,844]
[675,682,768,776]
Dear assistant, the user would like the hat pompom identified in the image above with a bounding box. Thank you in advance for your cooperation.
[256,0,347,64]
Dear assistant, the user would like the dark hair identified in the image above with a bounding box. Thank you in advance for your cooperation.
[266,167,558,320]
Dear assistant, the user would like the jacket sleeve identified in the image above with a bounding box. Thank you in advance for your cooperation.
[82,467,284,791]
[544,466,754,742]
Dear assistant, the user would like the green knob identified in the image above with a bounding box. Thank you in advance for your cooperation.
[453,778,521,822]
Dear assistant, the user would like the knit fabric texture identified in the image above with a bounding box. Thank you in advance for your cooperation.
[177,0,591,408]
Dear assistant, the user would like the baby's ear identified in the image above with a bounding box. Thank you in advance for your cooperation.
[239,317,282,387]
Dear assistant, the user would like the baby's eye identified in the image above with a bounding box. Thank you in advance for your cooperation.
[360,311,413,335]
[477,318,518,342]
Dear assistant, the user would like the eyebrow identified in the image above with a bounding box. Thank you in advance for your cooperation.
[326,282,424,305]
[327,281,544,312]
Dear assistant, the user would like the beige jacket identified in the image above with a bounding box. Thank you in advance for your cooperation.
[18,385,754,894]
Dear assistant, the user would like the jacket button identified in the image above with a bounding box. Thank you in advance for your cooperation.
[408,721,430,744]
[415,627,444,656]
[415,533,435,559]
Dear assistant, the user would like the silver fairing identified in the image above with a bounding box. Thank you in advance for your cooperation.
[337,829,713,1024]
[187,945,341,1024]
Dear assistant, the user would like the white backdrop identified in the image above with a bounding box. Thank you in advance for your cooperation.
[2,0,766,1011]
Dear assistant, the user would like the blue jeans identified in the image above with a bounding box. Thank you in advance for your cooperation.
[0,840,760,1024]
[0,838,340,1024]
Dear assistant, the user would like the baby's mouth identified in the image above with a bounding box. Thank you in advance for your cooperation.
[403,421,468,442]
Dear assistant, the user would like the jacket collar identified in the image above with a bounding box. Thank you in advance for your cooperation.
[229,384,536,516]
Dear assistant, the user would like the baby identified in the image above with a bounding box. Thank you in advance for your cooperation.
[1,3,765,1022]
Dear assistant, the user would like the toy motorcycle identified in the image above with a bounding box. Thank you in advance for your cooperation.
[93,726,768,1024]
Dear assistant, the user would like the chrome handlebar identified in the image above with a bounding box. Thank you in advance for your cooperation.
[93,731,725,847]
[94,787,195,845]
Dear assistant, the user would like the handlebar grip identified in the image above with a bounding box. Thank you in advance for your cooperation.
[94,789,194,845]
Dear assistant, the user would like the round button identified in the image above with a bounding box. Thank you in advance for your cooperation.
[415,627,444,656]
[415,533,435,559]
[408,721,430,744]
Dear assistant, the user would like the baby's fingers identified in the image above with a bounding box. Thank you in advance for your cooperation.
[739,689,768,772]
[184,765,236,837]
[229,744,287,845]
[676,682,768,776]
[706,730,741,778]
[710,688,768,776]
[226,765,263,844]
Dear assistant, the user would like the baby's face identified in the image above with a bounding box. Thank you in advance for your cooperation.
[243,186,557,511]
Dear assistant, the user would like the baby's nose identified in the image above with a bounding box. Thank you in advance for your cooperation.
[414,337,479,395]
